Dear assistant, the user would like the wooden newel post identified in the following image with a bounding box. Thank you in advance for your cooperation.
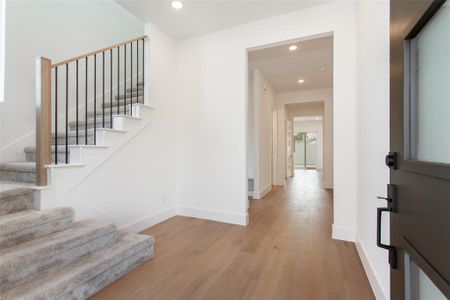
[35,57,52,186]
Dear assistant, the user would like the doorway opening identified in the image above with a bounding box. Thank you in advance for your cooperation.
[246,35,334,203]
[293,115,323,171]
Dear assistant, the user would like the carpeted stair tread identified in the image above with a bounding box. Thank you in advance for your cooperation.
[126,86,144,93]
[0,207,74,249]
[2,232,154,300]
[68,118,113,131]
[102,97,143,109]
[0,162,36,183]
[0,219,117,292]
[0,162,36,172]
[115,90,143,100]
[0,186,34,216]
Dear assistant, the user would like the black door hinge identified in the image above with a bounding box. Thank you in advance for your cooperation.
[385,152,398,169]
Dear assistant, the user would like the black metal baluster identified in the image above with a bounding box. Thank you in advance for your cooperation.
[85,57,88,145]
[142,39,145,104]
[94,54,97,145]
[102,52,105,128]
[65,64,69,164]
[130,41,133,116]
[110,49,113,128]
[54,67,58,164]
[124,44,127,114]
[76,60,79,145]
[117,46,120,115]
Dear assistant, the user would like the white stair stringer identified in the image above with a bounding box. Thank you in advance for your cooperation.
[38,104,155,224]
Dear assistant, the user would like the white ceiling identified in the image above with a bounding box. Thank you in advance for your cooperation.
[116,0,329,40]
[249,36,333,93]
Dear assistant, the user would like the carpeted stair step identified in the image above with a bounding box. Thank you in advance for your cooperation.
[102,97,144,110]
[69,117,113,131]
[2,232,154,300]
[52,129,96,145]
[86,106,120,118]
[0,162,36,184]
[24,145,70,164]
[115,90,143,101]
[0,186,34,216]
[0,219,117,292]
[126,85,144,93]
[0,207,74,249]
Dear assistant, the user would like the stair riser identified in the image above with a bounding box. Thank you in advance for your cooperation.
[0,231,117,293]
[25,151,70,164]
[0,170,35,184]
[0,192,34,216]
[0,215,73,249]
[68,246,153,300]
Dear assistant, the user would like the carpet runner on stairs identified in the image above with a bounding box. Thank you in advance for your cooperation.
[0,182,154,300]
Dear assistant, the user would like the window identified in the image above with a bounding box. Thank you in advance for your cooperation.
[405,1,450,164]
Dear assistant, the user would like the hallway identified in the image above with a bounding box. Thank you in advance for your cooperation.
[92,170,374,299]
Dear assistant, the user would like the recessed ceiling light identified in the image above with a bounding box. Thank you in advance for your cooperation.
[298,79,305,84]
[288,45,298,51]
[316,117,320,120]
[171,1,183,9]
[320,67,326,72]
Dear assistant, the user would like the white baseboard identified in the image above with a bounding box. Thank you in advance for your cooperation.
[355,237,387,300]
[332,224,356,242]
[119,207,176,233]
[176,206,248,226]
[252,184,272,199]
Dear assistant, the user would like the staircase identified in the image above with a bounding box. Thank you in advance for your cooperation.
[0,36,156,299]
[0,183,154,299]
[0,82,144,182]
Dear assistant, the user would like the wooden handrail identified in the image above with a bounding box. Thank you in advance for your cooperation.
[52,35,147,68]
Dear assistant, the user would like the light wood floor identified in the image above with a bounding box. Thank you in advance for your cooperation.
[91,170,374,300]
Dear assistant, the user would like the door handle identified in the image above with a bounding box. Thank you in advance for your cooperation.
[377,195,397,269]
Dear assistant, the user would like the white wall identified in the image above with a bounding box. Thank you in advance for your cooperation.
[175,2,356,232]
[0,1,144,162]
[252,69,275,198]
[247,78,254,179]
[293,120,323,170]
[47,22,178,233]
[276,89,333,189]
[356,1,390,299]
[0,0,5,103]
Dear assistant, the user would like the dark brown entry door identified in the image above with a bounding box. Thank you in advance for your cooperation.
[388,0,450,299]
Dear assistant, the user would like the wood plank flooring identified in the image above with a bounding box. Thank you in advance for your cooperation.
[91,170,374,300]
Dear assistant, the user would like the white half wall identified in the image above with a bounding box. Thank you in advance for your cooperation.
[0,1,144,162]
[356,1,390,299]
[176,2,356,233]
